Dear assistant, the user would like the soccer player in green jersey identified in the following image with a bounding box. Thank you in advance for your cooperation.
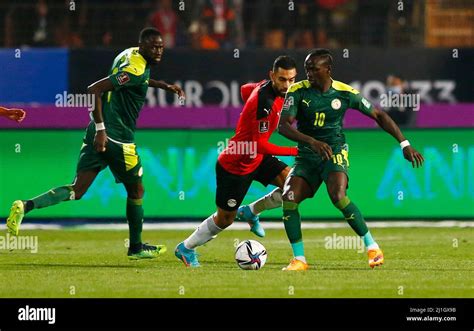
[6,28,185,260]
[278,49,424,271]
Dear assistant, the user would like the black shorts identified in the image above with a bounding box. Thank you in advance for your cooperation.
[215,155,288,211]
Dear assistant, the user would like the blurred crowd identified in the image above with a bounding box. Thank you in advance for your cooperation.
[0,0,436,49]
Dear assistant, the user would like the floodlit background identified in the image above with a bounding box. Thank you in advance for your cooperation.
[0,0,473,220]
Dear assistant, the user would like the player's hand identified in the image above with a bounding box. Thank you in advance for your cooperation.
[403,146,424,168]
[94,130,108,153]
[6,108,26,122]
[309,139,333,161]
[167,84,185,99]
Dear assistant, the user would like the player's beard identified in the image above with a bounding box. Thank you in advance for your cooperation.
[273,85,286,98]
[277,89,287,97]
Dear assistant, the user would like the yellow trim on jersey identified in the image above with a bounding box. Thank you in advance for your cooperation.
[287,80,311,93]
[123,143,139,171]
[331,80,359,94]
[121,47,147,76]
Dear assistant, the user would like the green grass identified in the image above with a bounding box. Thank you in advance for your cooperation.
[0,227,472,298]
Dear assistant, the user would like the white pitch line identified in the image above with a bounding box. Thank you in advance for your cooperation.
[4,220,473,231]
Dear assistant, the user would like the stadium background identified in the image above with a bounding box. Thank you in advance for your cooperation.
[0,0,473,221]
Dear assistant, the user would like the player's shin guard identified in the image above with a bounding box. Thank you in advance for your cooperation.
[28,185,75,212]
[249,188,283,215]
[127,198,144,245]
[335,196,369,236]
[183,214,223,249]
[283,201,305,259]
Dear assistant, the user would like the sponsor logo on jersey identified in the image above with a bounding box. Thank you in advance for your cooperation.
[259,121,269,133]
[116,72,130,85]
[227,199,237,207]
[302,99,311,107]
[331,98,341,110]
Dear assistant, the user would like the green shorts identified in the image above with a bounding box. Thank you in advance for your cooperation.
[290,144,350,196]
[76,138,143,184]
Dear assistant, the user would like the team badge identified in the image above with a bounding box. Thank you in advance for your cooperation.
[259,121,269,133]
[227,199,237,208]
[116,72,130,85]
[331,98,341,110]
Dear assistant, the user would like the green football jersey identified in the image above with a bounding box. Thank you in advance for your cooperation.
[281,79,374,149]
[86,47,150,143]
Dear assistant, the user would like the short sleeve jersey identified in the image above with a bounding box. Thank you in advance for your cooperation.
[281,79,375,149]
[86,47,150,143]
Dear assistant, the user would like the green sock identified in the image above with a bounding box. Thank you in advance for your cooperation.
[29,185,74,211]
[283,201,304,256]
[127,198,143,245]
[335,196,369,236]
[291,241,305,257]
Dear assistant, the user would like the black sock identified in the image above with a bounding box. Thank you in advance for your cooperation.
[24,200,34,214]
[129,242,143,253]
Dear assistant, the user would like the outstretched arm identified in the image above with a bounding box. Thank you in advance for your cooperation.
[149,79,185,99]
[366,108,424,167]
[0,106,26,122]
[278,115,333,160]
[87,77,114,152]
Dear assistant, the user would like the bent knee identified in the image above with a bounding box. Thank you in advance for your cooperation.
[282,189,299,202]
[126,184,145,199]
[215,212,235,228]
[329,188,346,204]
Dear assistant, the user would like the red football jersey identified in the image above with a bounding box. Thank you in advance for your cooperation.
[217,80,297,175]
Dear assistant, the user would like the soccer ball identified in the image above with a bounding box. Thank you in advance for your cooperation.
[235,240,267,270]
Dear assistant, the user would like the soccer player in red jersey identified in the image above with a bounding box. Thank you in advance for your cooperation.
[175,56,298,267]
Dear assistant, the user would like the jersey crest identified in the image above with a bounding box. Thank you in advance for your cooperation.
[259,121,269,133]
[331,98,341,110]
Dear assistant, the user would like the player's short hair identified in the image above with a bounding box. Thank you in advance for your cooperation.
[306,48,333,66]
[139,27,162,43]
[272,55,297,72]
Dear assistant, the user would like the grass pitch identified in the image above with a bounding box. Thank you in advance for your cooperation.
[0,226,472,298]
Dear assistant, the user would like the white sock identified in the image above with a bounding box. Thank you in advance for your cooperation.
[249,188,283,215]
[367,243,379,250]
[294,255,307,263]
[183,213,223,249]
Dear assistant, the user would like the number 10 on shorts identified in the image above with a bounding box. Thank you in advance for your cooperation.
[331,150,349,167]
